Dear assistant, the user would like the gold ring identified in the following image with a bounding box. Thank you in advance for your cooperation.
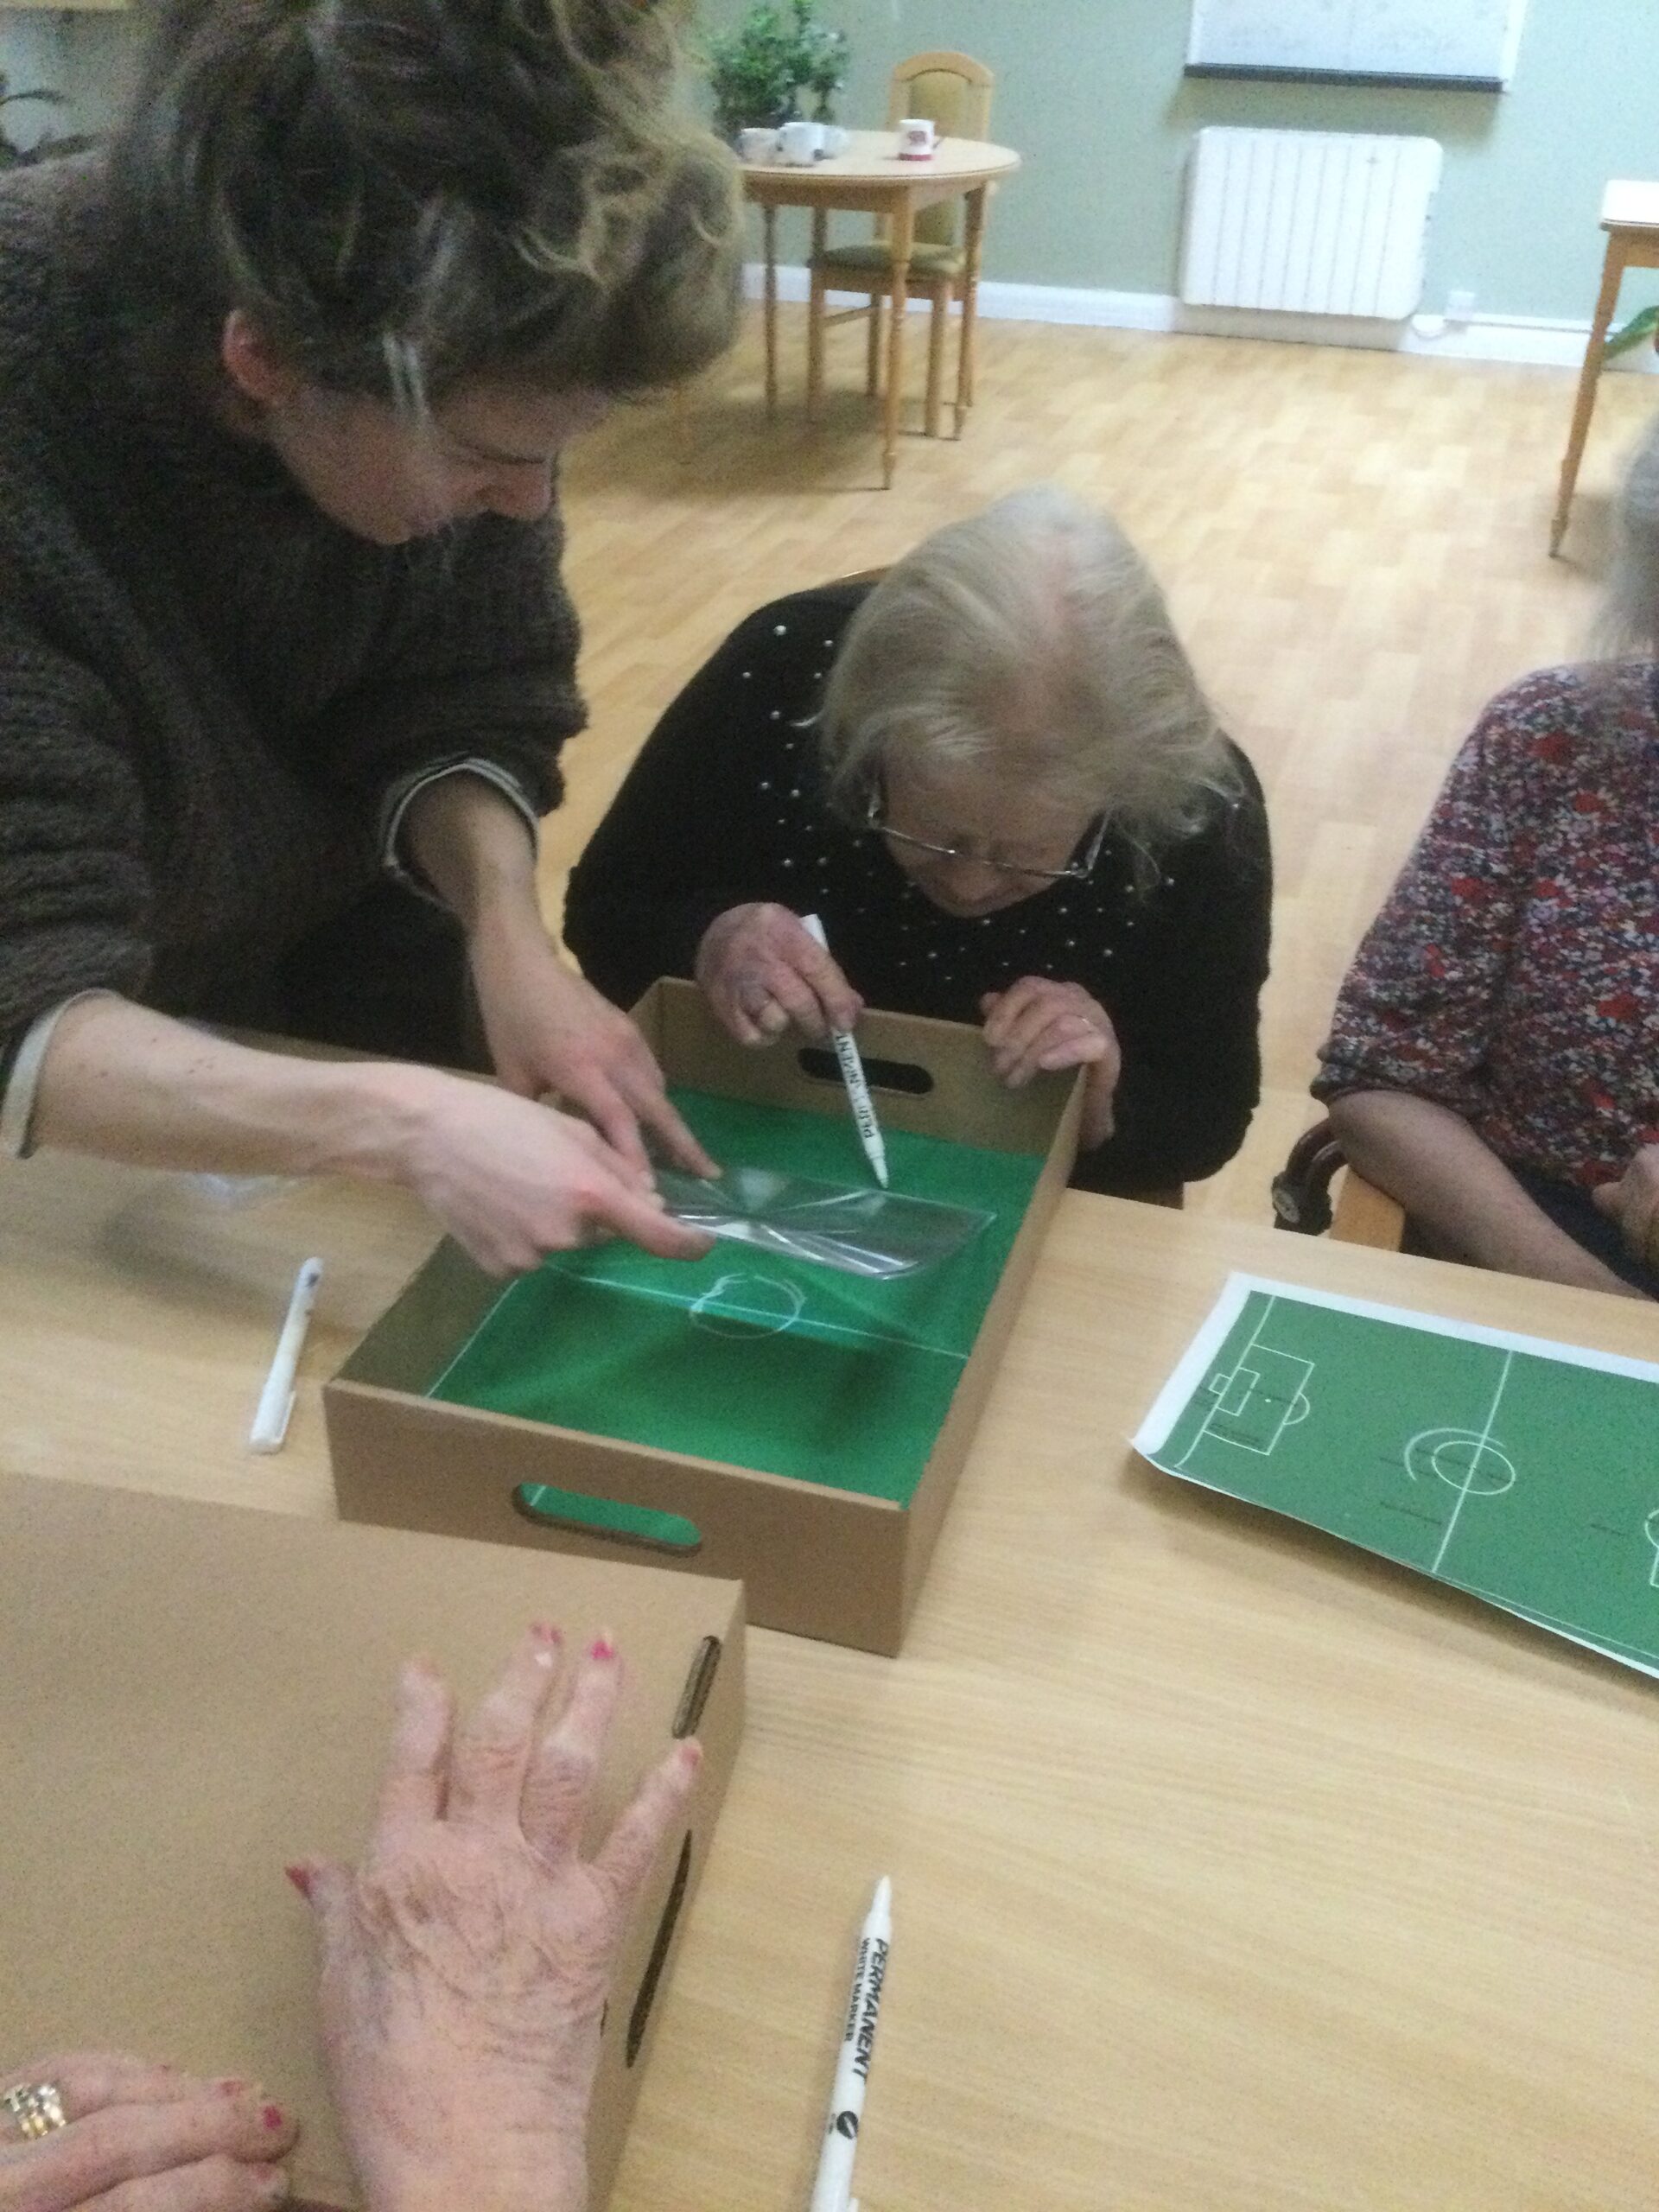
[2,2082,68,2139]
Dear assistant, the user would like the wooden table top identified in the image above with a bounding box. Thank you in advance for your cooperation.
[740,127,1020,204]
[3,1154,1656,2208]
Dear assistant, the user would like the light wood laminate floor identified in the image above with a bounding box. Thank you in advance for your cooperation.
[547,310,1659,1224]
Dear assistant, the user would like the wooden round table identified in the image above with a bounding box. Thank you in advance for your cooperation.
[740,128,1021,486]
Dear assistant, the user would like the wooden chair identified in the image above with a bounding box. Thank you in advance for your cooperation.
[1271,1117,1406,1251]
[807,50,995,440]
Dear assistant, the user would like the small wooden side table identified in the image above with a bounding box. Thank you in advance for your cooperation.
[740,130,1020,488]
[1551,179,1659,555]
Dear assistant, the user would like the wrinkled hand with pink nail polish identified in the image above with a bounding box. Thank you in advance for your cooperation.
[290,1628,701,2212]
[0,2055,296,2212]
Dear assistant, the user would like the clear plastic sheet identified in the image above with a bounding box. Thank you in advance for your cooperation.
[655,1165,993,1277]
[181,1174,302,1210]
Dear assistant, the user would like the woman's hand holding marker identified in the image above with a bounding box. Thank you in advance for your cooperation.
[696,904,863,1046]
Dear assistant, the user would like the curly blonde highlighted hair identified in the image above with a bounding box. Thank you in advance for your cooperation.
[820,486,1237,857]
[108,0,741,404]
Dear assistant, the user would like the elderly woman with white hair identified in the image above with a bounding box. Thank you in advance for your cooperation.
[565,488,1271,1197]
[1313,420,1659,1298]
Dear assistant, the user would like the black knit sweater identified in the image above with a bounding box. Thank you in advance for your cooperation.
[0,158,583,1037]
[565,587,1273,1194]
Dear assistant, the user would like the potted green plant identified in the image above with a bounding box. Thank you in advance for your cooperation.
[705,0,849,141]
[707,6,800,138]
[798,11,849,122]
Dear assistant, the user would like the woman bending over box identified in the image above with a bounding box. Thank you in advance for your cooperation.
[565,487,1272,1199]
[0,0,745,1278]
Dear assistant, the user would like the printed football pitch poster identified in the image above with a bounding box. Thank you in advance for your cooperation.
[1134,1274,1659,1677]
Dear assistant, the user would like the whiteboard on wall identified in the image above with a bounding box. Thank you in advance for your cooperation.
[1186,0,1528,89]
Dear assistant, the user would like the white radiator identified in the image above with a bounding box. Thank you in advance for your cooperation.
[1180,127,1443,321]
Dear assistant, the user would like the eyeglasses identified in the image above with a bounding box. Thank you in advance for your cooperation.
[864,783,1109,884]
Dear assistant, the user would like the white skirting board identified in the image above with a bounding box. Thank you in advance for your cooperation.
[744,263,1659,375]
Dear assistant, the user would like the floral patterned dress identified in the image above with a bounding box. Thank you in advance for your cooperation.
[1315,664,1659,1198]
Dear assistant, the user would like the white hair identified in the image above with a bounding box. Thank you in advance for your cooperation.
[819,486,1236,853]
[1599,415,1659,658]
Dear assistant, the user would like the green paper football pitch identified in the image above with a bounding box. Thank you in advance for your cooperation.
[1135,1274,1659,1677]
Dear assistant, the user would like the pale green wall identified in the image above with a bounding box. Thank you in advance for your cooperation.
[5,0,1653,324]
[698,0,1659,323]
[0,9,138,149]
[0,12,71,151]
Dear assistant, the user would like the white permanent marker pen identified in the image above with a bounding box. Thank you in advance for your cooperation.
[809,1876,893,2212]
[799,913,889,1189]
[249,1256,323,1453]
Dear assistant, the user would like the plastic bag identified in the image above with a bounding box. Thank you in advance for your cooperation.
[656,1165,992,1278]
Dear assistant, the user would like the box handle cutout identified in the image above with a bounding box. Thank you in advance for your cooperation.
[672,1634,722,1738]
[627,1831,693,2067]
[797,1046,934,1097]
[512,1483,702,1555]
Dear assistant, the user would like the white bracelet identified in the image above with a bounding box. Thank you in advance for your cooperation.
[1,990,118,1159]
[379,760,541,906]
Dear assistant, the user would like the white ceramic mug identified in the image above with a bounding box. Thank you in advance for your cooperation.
[737,126,779,164]
[820,124,850,157]
[898,116,936,160]
[779,118,823,165]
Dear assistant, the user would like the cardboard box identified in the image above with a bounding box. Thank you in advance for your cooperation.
[327,982,1081,1655]
[0,1468,744,2210]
